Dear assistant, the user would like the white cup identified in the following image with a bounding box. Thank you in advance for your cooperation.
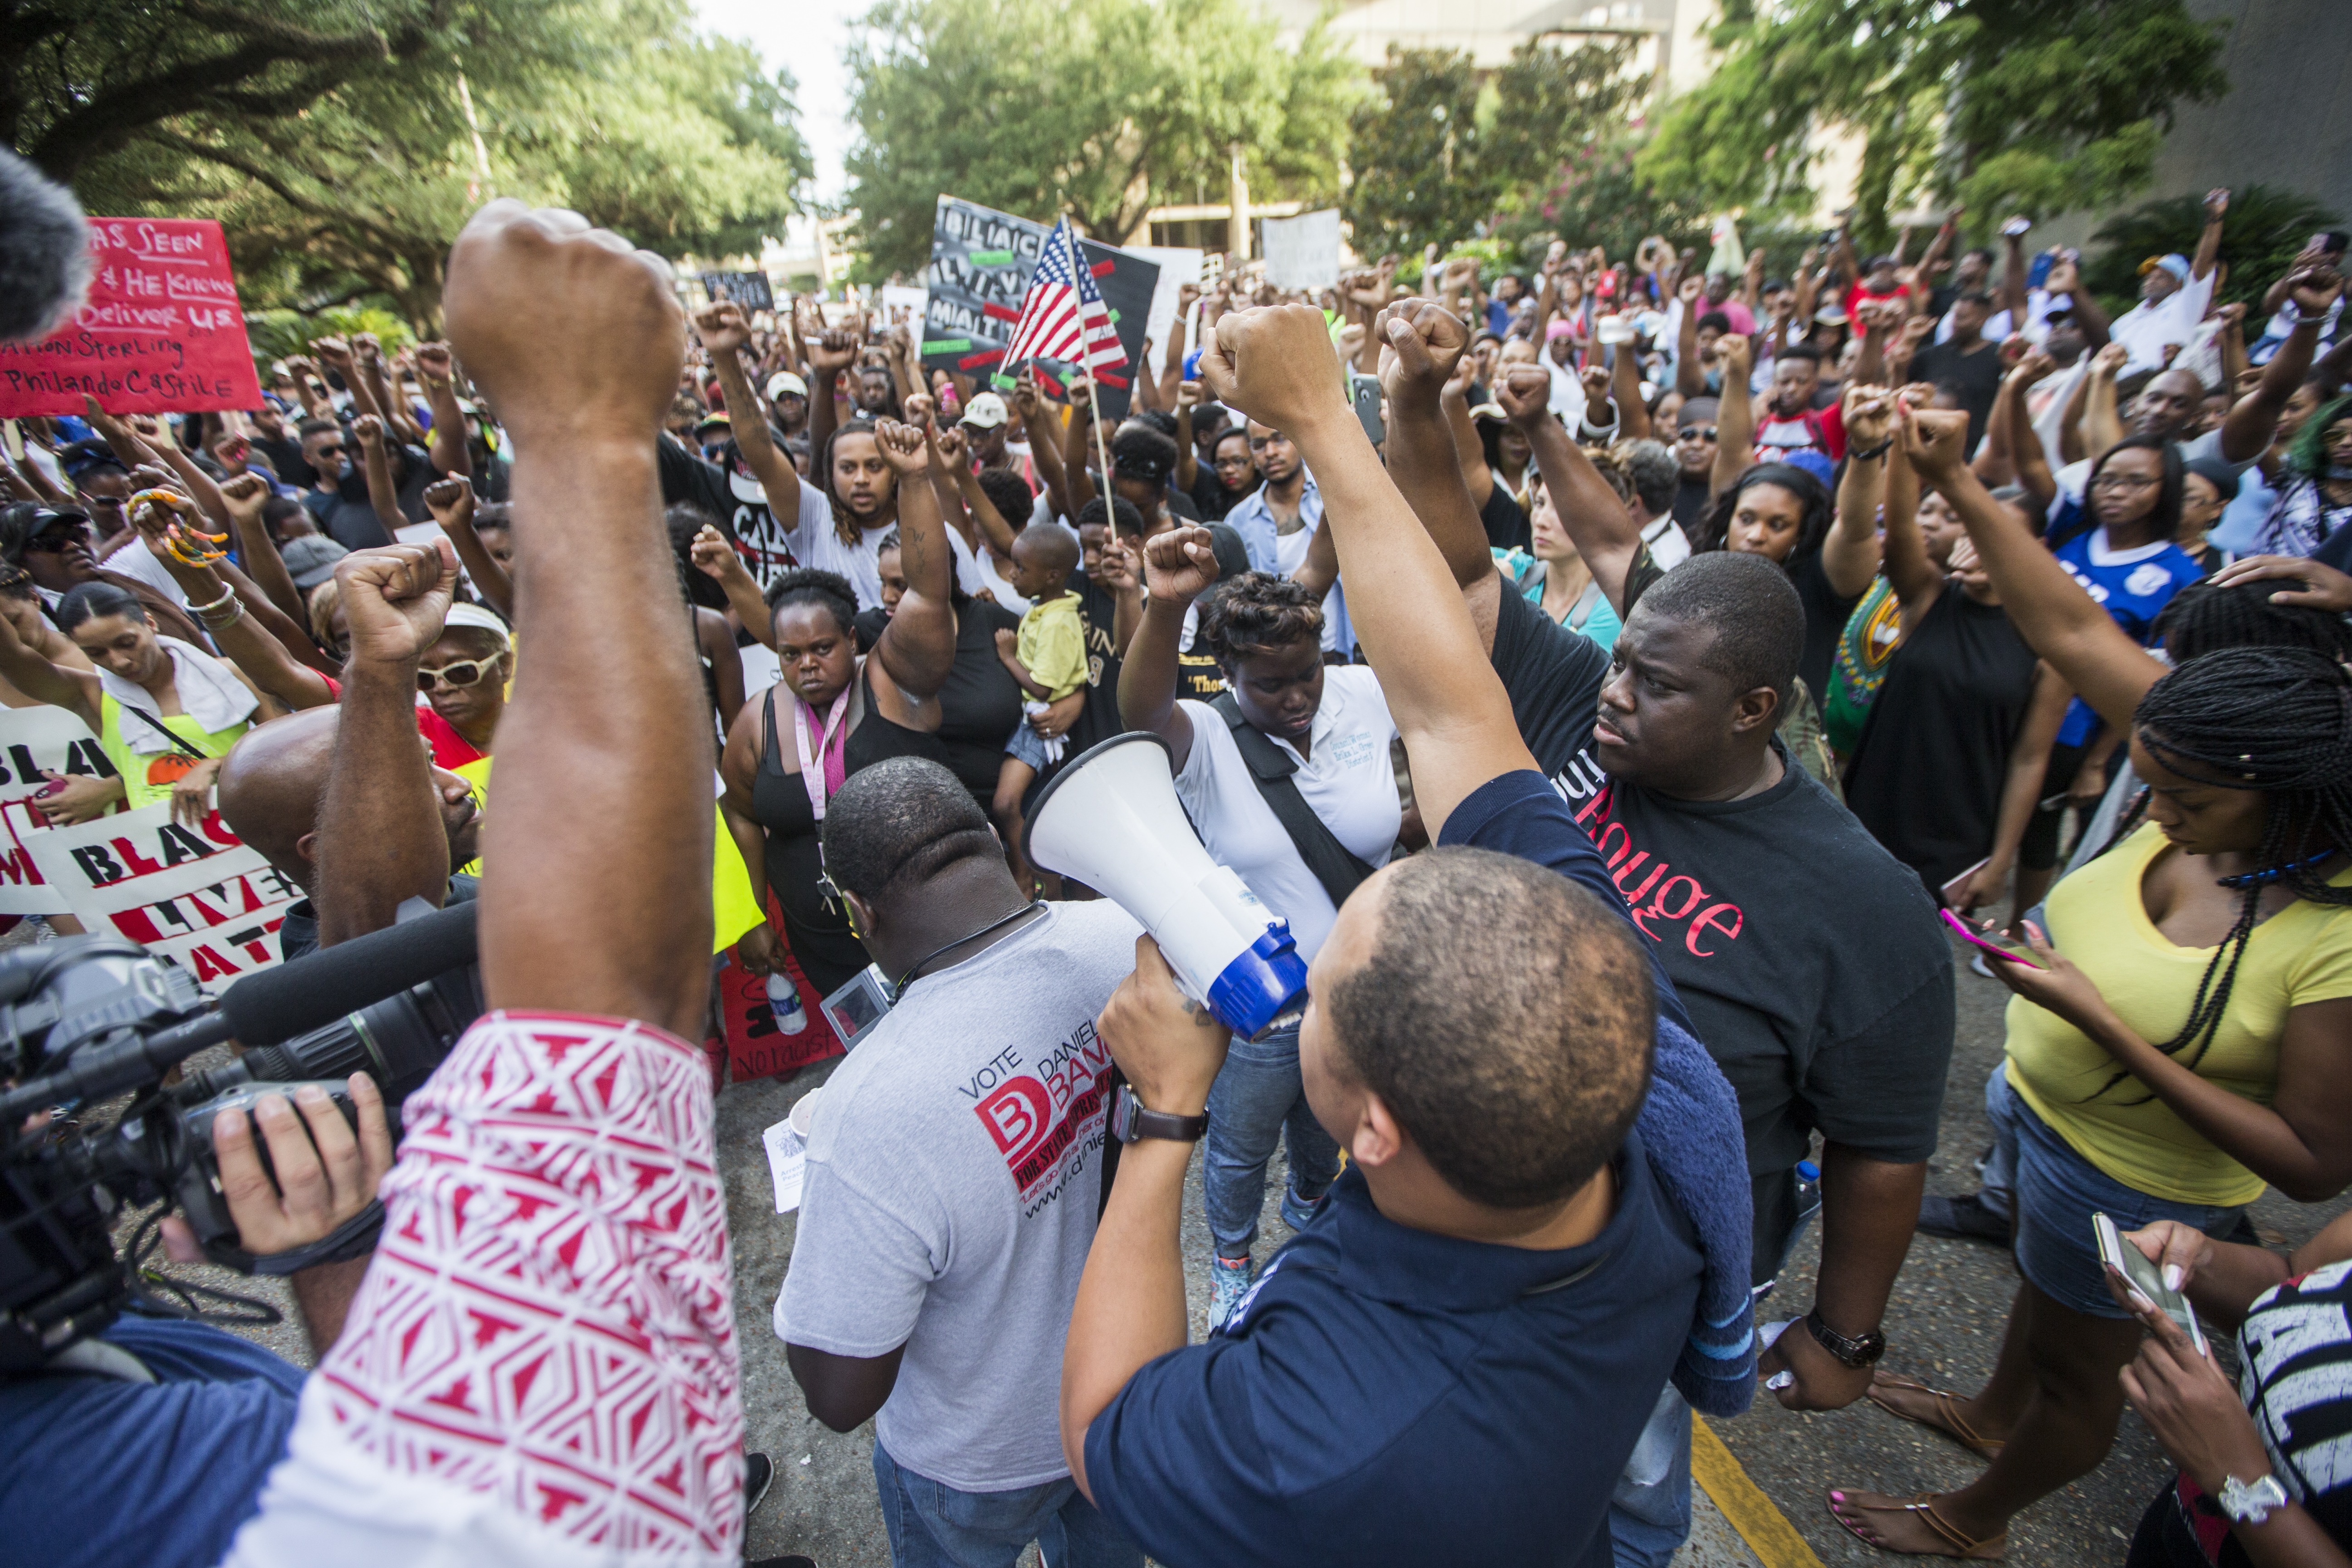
[789,1087,823,1140]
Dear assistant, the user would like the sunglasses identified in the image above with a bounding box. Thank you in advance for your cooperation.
[1677,426,1719,442]
[312,443,345,459]
[25,524,91,552]
[417,657,499,692]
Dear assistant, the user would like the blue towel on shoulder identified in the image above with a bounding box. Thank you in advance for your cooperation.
[1637,1015,1756,1416]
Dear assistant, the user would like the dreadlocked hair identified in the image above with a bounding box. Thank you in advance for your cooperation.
[818,420,892,548]
[1197,571,1322,666]
[2077,647,2352,1104]
[1689,463,1834,564]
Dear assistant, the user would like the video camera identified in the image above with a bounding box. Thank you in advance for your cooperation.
[0,902,481,1372]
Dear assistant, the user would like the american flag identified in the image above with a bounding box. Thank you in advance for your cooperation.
[1002,218,1129,376]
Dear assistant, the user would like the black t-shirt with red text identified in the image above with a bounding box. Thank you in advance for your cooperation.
[1490,581,1954,1280]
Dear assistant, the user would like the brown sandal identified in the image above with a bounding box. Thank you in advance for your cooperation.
[1828,1490,2008,1560]
[1867,1374,2005,1458]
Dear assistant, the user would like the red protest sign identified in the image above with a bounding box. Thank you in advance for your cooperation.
[0,218,263,417]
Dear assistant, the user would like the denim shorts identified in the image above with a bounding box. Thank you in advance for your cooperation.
[1003,720,1056,772]
[1986,1064,2246,1319]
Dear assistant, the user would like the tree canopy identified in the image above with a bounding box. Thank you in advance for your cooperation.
[14,0,811,331]
[1343,37,1639,261]
[843,0,1361,279]
[1639,0,2230,251]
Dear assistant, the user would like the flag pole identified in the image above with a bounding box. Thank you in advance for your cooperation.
[1061,216,1114,505]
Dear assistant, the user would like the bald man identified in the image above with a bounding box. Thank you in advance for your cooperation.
[216,705,481,961]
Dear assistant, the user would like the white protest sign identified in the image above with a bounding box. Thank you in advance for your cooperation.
[1259,210,1342,291]
[0,706,118,915]
[24,799,301,994]
[879,284,929,330]
[1124,246,1205,360]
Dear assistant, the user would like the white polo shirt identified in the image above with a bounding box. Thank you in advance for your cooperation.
[1172,664,1401,961]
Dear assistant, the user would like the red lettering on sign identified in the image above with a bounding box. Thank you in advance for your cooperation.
[112,836,165,876]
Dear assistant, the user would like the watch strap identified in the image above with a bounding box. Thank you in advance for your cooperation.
[1114,1083,1207,1143]
[1804,1308,1887,1368]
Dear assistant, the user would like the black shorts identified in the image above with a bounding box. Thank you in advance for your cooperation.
[2018,740,2087,872]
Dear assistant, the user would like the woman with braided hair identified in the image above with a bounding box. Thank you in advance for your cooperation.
[1830,407,2352,1563]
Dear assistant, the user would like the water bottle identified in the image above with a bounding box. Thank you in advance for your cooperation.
[767,970,808,1034]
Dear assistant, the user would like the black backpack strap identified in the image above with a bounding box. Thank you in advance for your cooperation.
[1208,691,1375,911]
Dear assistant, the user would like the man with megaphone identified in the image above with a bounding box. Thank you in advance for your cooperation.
[1056,301,1757,1568]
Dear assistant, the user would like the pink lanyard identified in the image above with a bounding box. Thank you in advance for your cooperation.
[792,686,852,826]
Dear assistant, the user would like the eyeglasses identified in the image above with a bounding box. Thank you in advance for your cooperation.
[417,657,499,692]
[1677,426,1719,442]
[24,524,90,552]
[2090,472,2160,493]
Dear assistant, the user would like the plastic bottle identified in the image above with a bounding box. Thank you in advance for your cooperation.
[767,970,808,1034]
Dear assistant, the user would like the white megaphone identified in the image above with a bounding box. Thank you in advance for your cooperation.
[1026,733,1308,1039]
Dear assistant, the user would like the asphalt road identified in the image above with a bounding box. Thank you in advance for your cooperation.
[142,920,2345,1567]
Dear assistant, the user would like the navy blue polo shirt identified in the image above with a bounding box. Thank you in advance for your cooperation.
[1084,1129,1700,1566]
[1084,774,1704,1566]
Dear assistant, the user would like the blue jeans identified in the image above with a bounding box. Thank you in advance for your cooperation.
[1984,1064,2246,1319]
[872,1441,1141,1568]
[1202,1021,1340,1259]
[1607,1385,1694,1568]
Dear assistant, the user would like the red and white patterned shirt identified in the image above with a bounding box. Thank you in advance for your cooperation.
[227,1009,742,1566]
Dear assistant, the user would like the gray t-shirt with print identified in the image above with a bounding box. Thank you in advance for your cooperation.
[773,899,1143,1491]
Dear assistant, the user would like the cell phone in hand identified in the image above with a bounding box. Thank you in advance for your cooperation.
[1350,374,1384,446]
[1939,908,2044,969]
[2094,1212,2208,1355]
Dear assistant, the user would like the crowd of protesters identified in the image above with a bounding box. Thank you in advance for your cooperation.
[8,176,2352,1568]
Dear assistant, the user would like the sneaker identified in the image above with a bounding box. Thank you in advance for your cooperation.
[1918,1192,2011,1245]
[1208,1252,1255,1331]
[1970,950,1996,979]
[743,1452,775,1517]
[1279,1183,1323,1234]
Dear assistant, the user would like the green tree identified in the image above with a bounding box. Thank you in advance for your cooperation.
[22,0,810,332]
[843,0,1362,279]
[1346,37,1640,262]
[1639,0,2230,251]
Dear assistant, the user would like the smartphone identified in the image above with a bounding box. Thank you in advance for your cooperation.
[1940,908,2044,969]
[1938,855,1990,910]
[2002,216,2032,238]
[1350,373,1384,446]
[2094,1212,2208,1354]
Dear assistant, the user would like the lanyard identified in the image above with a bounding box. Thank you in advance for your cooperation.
[793,686,853,825]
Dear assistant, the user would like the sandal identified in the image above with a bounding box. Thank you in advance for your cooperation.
[1867,1374,2005,1459]
[1828,1490,2007,1560]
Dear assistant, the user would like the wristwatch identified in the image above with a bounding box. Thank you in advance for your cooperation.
[1110,1083,1208,1145]
[2219,1473,2289,1526]
[1804,1308,1887,1368]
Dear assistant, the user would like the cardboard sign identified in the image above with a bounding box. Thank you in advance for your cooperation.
[919,196,1158,419]
[1260,209,1343,291]
[701,270,776,313]
[0,219,264,417]
[0,706,119,916]
[23,799,299,994]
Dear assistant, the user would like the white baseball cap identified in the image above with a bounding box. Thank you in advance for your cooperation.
[767,372,808,400]
[960,392,1010,430]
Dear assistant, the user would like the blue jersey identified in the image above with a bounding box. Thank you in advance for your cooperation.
[2052,526,2204,746]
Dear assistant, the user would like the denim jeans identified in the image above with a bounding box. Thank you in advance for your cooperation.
[1607,1385,1694,1568]
[872,1442,1142,1568]
[1984,1064,2246,1319]
[1201,1021,1341,1259]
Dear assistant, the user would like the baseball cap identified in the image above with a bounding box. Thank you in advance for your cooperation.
[278,533,348,591]
[766,372,808,401]
[960,392,1010,430]
[694,410,731,432]
[2139,254,2191,282]
[1777,449,1838,489]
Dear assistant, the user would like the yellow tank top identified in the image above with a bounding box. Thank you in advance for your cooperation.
[98,694,248,810]
[453,755,764,954]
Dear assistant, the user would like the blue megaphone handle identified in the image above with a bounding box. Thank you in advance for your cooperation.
[1206,923,1310,1040]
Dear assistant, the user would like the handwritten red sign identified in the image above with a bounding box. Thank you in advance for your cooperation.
[0,218,263,417]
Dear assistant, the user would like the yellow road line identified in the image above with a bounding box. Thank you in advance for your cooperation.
[1692,1417,1827,1568]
